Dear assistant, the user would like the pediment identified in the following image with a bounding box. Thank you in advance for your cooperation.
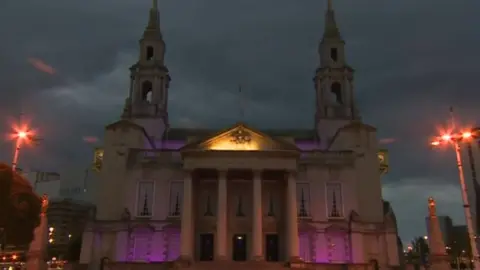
[180,123,299,152]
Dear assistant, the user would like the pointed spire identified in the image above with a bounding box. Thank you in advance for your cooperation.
[299,188,308,217]
[172,192,180,216]
[322,0,342,41]
[330,190,339,217]
[141,192,150,216]
[143,0,162,39]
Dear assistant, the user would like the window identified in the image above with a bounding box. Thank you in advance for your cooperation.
[169,182,183,217]
[141,81,153,103]
[146,46,154,61]
[326,183,343,218]
[266,192,275,217]
[296,183,310,217]
[330,82,343,104]
[235,195,245,217]
[330,47,338,62]
[136,181,154,217]
[204,194,214,216]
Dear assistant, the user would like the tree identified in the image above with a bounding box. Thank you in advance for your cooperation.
[411,237,430,265]
[0,163,41,247]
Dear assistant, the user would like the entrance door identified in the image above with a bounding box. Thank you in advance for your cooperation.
[199,234,214,261]
[232,234,247,261]
[265,234,279,261]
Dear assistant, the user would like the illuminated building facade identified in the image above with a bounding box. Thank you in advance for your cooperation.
[79,0,399,269]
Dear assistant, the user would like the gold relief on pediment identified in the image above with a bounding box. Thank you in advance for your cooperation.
[181,123,299,152]
[207,127,260,151]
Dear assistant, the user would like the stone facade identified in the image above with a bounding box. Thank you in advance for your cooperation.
[78,0,400,269]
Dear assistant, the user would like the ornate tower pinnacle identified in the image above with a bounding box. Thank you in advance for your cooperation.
[322,0,342,44]
[314,0,358,145]
[122,0,171,142]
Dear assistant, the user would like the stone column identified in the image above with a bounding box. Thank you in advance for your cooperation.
[286,171,301,262]
[252,170,263,260]
[216,170,228,260]
[179,171,193,262]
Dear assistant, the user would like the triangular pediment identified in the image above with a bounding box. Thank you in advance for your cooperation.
[180,123,299,152]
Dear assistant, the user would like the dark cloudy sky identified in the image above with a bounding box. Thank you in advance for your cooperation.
[2,0,480,245]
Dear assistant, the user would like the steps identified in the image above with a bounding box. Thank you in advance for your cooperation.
[188,261,287,270]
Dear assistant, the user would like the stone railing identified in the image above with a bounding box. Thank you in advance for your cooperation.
[300,150,358,165]
[128,149,182,167]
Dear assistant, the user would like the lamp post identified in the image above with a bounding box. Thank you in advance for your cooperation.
[431,129,480,269]
[10,120,41,172]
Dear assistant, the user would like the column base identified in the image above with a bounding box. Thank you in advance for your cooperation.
[428,254,450,270]
[251,255,264,261]
[215,255,228,260]
[286,256,305,269]
[175,255,193,268]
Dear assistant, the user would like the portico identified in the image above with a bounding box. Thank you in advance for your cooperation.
[179,168,300,262]
[178,124,301,262]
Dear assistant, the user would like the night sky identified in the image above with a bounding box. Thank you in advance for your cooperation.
[1,0,480,245]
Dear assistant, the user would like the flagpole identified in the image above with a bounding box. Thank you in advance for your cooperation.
[238,84,244,122]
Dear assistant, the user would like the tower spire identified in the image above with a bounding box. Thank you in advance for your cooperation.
[145,0,161,35]
[323,0,342,41]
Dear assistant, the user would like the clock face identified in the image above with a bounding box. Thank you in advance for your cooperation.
[378,153,385,163]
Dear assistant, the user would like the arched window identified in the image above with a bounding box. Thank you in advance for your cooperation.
[330,47,338,62]
[141,81,153,103]
[146,46,154,61]
[330,82,343,104]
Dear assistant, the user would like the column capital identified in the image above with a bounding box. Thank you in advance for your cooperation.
[217,169,228,178]
[286,170,298,179]
[183,169,194,178]
[252,169,262,177]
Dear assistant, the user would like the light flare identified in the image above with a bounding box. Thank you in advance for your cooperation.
[441,134,451,141]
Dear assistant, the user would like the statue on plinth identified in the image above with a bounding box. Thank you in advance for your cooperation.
[426,197,451,270]
[428,197,436,217]
[26,194,49,270]
[41,194,49,215]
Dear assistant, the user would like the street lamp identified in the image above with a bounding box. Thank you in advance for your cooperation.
[430,128,480,269]
[9,120,41,172]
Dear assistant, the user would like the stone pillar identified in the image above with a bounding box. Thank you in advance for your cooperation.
[179,171,193,262]
[252,170,263,260]
[426,197,450,270]
[216,170,228,260]
[26,196,49,270]
[286,171,301,262]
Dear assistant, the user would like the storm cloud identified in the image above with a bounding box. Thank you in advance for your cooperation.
[1,0,480,244]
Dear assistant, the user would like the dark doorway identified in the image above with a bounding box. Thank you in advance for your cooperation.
[265,234,279,261]
[199,234,214,261]
[232,234,247,261]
